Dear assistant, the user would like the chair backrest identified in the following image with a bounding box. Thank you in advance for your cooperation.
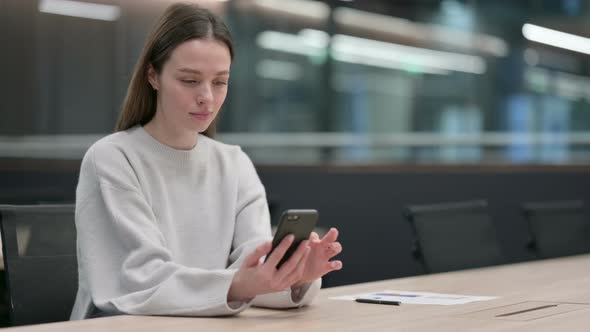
[404,200,505,274]
[522,200,590,259]
[0,205,78,326]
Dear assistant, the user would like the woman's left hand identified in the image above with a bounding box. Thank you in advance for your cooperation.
[293,227,343,287]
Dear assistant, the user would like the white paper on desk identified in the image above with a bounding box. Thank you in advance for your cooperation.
[330,290,497,305]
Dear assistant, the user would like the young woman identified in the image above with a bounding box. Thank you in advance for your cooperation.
[70,3,342,319]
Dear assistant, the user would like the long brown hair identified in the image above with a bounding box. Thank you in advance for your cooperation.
[115,3,234,137]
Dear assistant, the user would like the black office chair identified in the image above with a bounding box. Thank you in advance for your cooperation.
[522,200,590,259]
[404,200,505,274]
[0,205,78,326]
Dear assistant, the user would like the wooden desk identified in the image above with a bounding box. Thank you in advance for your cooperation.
[6,254,590,331]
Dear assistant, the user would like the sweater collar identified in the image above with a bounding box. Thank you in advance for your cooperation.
[132,125,206,167]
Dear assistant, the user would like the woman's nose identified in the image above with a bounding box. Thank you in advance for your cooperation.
[196,83,213,104]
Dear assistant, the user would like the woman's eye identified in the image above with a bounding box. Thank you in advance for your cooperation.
[214,81,228,86]
[181,79,197,84]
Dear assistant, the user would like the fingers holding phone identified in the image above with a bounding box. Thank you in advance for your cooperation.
[320,228,343,260]
[228,209,326,302]
[243,240,272,268]
[272,240,311,286]
[264,234,294,268]
[228,236,311,302]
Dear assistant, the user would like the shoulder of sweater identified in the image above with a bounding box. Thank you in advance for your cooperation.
[84,131,135,164]
[200,135,248,161]
[200,135,239,152]
[80,130,142,185]
[199,136,259,178]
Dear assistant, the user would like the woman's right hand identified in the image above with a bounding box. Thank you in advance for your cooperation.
[228,235,311,302]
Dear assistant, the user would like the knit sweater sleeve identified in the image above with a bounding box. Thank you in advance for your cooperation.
[228,148,321,308]
[74,145,248,317]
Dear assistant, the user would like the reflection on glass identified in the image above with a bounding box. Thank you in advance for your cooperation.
[1,0,590,165]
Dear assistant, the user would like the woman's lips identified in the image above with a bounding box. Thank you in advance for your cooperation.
[189,112,211,121]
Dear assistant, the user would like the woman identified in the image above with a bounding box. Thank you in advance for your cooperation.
[70,3,342,319]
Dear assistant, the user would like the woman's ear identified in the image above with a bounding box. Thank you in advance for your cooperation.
[147,64,160,91]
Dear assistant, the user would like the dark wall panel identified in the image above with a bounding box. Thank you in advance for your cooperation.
[259,166,590,286]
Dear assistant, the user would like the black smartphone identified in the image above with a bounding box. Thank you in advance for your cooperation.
[266,209,318,268]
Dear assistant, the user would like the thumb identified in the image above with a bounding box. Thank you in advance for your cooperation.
[309,231,321,242]
[244,241,272,267]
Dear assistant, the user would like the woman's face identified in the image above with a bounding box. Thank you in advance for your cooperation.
[148,38,231,134]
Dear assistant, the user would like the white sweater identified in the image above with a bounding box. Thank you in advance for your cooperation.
[70,125,320,319]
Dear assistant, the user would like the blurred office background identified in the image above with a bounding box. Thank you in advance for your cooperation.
[1,0,590,293]
[2,0,590,164]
